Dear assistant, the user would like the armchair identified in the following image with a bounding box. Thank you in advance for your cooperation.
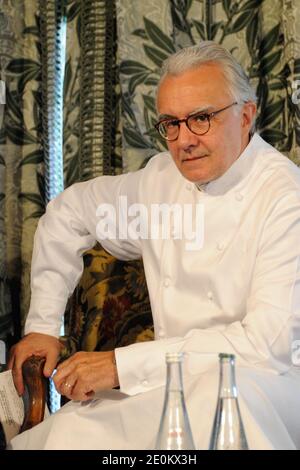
[21,356,47,432]
[60,242,153,359]
[0,355,46,450]
[15,243,154,434]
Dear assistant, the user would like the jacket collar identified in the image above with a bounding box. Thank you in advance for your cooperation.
[194,133,265,196]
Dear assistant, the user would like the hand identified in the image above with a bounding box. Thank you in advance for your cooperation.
[53,351,119,401]
[8,333,62,396]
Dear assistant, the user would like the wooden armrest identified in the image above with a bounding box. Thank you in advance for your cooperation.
[21,356,47,432]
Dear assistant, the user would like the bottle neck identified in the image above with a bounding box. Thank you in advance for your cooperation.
[166,359,184,393]
[164,353,185,395]
[219,356,237,398]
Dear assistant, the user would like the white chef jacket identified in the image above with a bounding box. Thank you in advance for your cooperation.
[25,133,300,393]
[12,133,300,450]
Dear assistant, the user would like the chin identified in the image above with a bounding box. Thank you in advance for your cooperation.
[182,172,210,184]
[178,163,212,184]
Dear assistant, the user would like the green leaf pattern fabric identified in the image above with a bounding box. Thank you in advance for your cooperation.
[0,1,42,342]
[117,0,300,170]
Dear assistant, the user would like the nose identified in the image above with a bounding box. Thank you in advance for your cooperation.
[176,121,199,151]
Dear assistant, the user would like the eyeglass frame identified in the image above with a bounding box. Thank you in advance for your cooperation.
[154,101,239,142]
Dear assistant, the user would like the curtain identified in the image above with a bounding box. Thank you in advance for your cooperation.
[0,0,119,347]
[0,0,42,345]
[39,0,65,203]
[116,0,300,171]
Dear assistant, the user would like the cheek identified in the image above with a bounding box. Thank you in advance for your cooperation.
[167,143,180,160]
[204,134,236,168]
[215,121,242,152]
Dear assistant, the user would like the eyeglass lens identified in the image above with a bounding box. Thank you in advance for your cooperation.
[159,114,210,141]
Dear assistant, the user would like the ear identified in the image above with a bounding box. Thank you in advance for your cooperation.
[241,102,257,133]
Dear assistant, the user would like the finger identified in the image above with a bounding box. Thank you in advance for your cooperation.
[56,354,79,372]
[83,390,95,401]
[53,362,76,387]
[69,384,95,402]
[56,376,77,398]
[43,350,60,377]
[55,359,71,373]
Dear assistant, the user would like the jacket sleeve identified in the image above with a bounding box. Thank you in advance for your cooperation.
[25,171,142,337]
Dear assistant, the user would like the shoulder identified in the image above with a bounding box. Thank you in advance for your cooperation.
[142,151,176,174]
[254,134,300,195]
[137,151,182,189]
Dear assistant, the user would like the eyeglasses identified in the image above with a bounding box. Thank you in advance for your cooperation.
[154,102,239,142]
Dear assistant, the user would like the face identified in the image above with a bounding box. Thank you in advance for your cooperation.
[156,63,256,184]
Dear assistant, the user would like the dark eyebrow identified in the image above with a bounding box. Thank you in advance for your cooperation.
[157,106,214,121]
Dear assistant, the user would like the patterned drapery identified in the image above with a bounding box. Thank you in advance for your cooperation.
[39,0,65,203]
[117,0,300,171]
[79,0,116,179]
[0,0,118,345]
[0,0,42,344]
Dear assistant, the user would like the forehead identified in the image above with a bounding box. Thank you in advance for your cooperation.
[157,63,232,116]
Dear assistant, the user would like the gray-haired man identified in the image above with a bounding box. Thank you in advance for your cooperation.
[10,42,300,449]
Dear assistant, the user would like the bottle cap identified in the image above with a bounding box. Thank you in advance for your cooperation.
[219,353,235,361]
[165,352,184,362]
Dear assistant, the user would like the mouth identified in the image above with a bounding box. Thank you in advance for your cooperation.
[182,155,208,163]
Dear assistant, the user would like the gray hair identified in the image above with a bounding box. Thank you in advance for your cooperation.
[158,41,257,105]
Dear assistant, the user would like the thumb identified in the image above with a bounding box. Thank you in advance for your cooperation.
[43,351,59,377]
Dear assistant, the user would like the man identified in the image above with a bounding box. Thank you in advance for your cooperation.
[9,42,300,449]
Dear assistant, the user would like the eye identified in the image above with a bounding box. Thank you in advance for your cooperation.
[193,113,208,123]
[165,119,178,129]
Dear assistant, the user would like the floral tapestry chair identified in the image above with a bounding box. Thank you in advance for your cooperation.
[60,242,154,359]
[0,244,154,442]
[2,243,153,441]
[5,244,154,442]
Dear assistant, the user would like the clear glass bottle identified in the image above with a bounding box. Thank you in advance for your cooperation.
[209,353,248,450]
[155,352,195,450]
